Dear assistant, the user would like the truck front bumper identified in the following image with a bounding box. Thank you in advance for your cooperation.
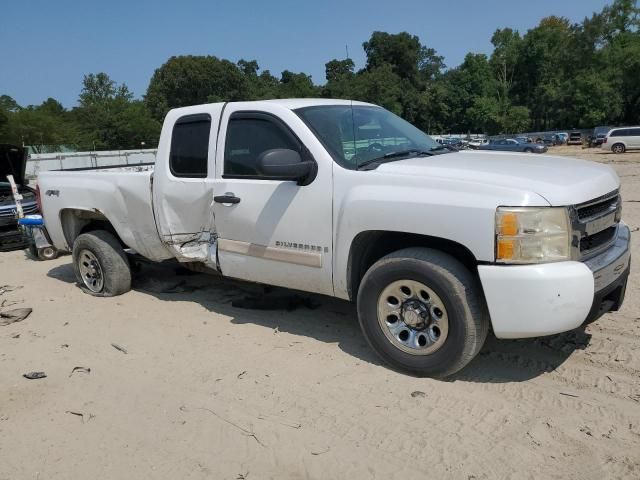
[478,223,630,339]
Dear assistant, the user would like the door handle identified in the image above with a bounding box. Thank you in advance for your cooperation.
[214,194,241,204]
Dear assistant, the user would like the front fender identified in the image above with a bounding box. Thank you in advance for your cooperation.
[331,170,549,299]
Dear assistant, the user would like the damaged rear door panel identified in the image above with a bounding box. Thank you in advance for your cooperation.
[152,105,224,265]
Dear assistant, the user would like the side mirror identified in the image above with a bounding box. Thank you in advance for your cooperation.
[256,149,316,185]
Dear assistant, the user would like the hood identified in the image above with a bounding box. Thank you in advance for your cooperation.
[375,150,619,206]
[0,144,27,186]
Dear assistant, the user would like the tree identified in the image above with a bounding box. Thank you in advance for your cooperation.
[363,31,424,84]
[278,70,319,97]
[79,73,132,107]
[325,59,355,82]
[145,56,249,120]
[0,95,20,113]
[72,72,160,150]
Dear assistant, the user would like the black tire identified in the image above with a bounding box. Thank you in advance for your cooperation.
[524,148,533,153]
[612,143,626,154]
[72,230,131,296]
[357,248,488,378]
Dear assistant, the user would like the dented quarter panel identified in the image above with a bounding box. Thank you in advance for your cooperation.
[38,169,173,261]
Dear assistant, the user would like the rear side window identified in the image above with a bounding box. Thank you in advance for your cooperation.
[224,114,300,177]
[630,128,640,136]
[170,114,211,178]
[610,129,629,137]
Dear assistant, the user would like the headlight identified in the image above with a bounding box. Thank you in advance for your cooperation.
[495,207,571,263]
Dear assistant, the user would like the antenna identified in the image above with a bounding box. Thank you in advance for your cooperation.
[345,44,350,60]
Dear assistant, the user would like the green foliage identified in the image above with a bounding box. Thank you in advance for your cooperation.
[145,56,249,120]
[325,59,355,82]
[0,74,160,151]
[1,0,639,150]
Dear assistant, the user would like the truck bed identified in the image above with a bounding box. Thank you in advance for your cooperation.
[38,167,172,261]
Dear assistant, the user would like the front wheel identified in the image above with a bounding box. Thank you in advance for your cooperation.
[72,230,131,296]
[524,148,533,153]
[357,248,488,377]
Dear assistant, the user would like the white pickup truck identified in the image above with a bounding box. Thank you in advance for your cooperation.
[38,99,630,377]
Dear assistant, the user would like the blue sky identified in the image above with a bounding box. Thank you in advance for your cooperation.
[2,0,611,107]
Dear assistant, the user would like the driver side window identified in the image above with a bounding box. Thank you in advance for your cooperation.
[224,113,301,177]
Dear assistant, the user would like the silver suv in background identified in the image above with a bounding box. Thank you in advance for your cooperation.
[602,126,640,153]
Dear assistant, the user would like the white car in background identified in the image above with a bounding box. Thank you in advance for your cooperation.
[602,126,640,153]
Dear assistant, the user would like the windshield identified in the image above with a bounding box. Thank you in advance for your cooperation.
[295,105,443,169]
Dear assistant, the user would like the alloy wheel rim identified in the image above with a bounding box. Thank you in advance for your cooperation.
[377,279,449,355]
[78,249,104,292]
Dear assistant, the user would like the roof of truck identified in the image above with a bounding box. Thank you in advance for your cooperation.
[169,98,376,115]
[260,98,375,109]
[166,99,378,120]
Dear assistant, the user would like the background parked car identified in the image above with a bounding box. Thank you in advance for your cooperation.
[535,134,561,146]
[567,131,583,145]
[467,138,488,149]
[602,126,640,153]
[436,137,466,149]
[478,138,547,153]
[0,144,38,251]
[514,136,533,144]
[589,126,612,147]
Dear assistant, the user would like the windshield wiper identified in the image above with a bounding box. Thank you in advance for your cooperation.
[356,149,433,170]
[429,145,458,152]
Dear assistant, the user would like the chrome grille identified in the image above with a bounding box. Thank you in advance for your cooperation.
[576,195,619,221]
[0,202,38,219]
[571,190,620,259]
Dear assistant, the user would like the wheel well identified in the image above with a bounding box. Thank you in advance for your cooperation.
[347,231,478,301]
[60,208,125,249]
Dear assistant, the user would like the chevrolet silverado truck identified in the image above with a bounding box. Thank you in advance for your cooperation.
[37,99,631,377]
[1,144,38,251]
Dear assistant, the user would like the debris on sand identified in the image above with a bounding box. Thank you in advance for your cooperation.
[0,308,32,326]
[311,447,330,456]
[111,343,128,354]
[23,371,46,380]
[66,411,95,423]
[0,285,22,296]
[411,391,426,398]
[69,366,91,377]
[559,392,579,398]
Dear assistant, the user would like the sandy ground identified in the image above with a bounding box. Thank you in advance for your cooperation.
[1,146,639,480]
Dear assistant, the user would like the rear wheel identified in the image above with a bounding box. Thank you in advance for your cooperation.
[612,143,626,154]
[357,248,488,378]
[72,230,131,296]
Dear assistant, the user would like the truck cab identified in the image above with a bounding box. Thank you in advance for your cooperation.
[38,99,631,377]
